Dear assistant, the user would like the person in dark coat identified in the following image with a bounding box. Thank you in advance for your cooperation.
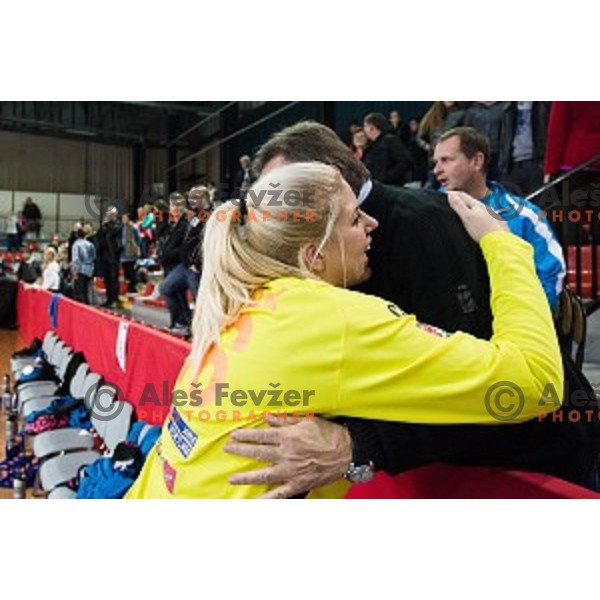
[96,206,122,308]
[362,112,413,186]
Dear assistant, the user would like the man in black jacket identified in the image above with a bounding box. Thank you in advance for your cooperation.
[159,193,190,332]
[362,112,413,186]
[224,121,600,498]
[97,206,122,308]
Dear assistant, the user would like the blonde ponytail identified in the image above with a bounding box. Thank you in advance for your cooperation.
[190,162,344,363]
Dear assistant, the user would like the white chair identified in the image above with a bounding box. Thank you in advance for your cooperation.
[33,381,117,460]
[22,363,90,419]
[11,331,59,375]
[37,399,134,494]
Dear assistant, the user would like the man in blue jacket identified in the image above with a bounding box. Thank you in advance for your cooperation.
[433,126,565,309]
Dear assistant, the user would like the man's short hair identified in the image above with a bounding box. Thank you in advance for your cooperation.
[169,192,186,208]
[364,112,390,135]
[439,126,490,171]
[252,121,370,195]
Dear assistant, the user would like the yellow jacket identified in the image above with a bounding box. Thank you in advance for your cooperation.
[127,231,563,499]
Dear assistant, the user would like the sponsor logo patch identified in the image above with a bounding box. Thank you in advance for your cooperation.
[167,406,198,458]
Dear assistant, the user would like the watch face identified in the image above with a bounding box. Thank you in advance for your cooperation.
[347,463,375,484]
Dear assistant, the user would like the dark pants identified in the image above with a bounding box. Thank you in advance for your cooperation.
[6,234,18,251]
[74,274,92,305]
[160,263,198,327]
[122,260,137,293]
[104,262,120,305]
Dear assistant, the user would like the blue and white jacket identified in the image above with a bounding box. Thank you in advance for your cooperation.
[483,182,566,308]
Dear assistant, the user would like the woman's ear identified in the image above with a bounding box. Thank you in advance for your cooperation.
[301,243,326,273]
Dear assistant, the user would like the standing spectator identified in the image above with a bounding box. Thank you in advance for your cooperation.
[498,101,551,196]
[22,197,42,238]
[351,128,368,161]
[96,206,122,308]
[417,101,457,151]
[67,222,82,262]
[206,181,219,206]
[138,204,155,258]
[71,228,96,305]
[362,112,413,186]
[6,213,19,251]
[233,155,256,200]
[16,211,26,248]
[120,213,141,293]
[449,101,510,180]
[544,101,600,182]
[49,233,62,252]
[37,247,61,292]
[406,118,429,186]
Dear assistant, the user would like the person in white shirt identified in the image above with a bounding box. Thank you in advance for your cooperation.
[38,247,61,292]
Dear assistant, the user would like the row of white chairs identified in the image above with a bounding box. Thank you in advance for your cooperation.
[11,331,134,498]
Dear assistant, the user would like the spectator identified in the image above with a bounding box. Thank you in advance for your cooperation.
[433,126,565,308]
[389,110,403,137]
[96,206,122,308]
[417,101,457,152]
[182,186,213,297]
[38,247,61,292]
[351,128,368,161]
[71,228,96,304]
[233,155,256,200]
[159,193,191,333]
[206,181,219,206]
[362,112,413,186]
[6,213,19,251]
[22,197,42,238]
[49,233,62,252]
[448,101,510,180]
[120,213,141,293]
[138,204,155,259]
[499,101,551,196]
[544,101,600,182]
[406,118,429,186]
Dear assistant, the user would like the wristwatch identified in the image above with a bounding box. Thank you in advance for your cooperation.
[344,461,376,484]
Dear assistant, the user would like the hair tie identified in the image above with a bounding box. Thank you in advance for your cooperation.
[239,196,248,226]
[238,196,249,240]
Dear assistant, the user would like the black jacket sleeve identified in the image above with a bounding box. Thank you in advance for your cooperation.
[385,136,413,184]
[339,417,479,474]
[160,218,188,267]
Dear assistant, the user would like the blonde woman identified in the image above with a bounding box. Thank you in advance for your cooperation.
[38,247,61,292]
[127,162,562,499]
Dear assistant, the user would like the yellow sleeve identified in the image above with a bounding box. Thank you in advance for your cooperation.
[331,231,563,424]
